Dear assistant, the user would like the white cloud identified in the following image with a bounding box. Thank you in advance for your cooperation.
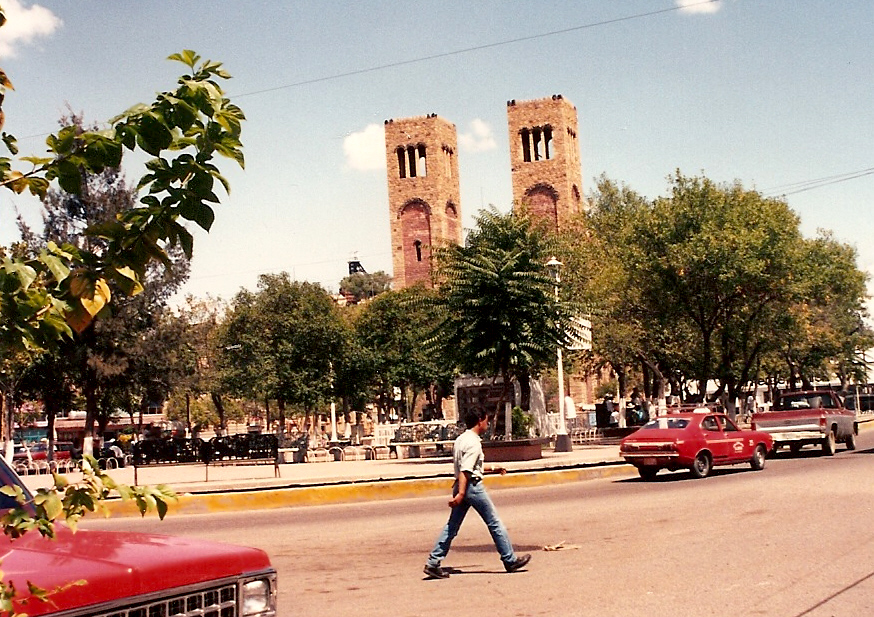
[676,0,722,14]
[458,118,496,153]
[343,123,386,172]
[0,0,62,59]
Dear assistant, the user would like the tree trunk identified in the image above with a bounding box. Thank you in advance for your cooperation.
[211,392,226,433]
[2,389,14,459]
[83,371,98,456]
[277,397,286,438]
[518,369,532,411]
[698,329,713,403]
[638,354,667,415]
[641,361,651,400]
[615,364,628,428]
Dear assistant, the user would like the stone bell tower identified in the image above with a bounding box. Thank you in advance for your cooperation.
[384,114,462,288]
[506,95,584,230]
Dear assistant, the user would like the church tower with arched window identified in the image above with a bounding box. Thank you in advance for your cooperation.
[506,95,584,230]
[384,114,462,288]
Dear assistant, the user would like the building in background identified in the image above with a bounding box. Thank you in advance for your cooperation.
[384,114,462,289]
[507,95,585,230]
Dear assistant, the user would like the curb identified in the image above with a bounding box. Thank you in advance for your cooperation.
[103,462,635,518]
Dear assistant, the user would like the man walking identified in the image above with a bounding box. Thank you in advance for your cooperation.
[423,408,531,579]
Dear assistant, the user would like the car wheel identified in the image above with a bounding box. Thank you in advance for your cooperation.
[750,444,767,471]
[822,430,836,456]
[637,466,659,481]
[845,431,857,451]
[690,452,712,479]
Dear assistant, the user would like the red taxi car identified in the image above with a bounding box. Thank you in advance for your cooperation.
[619,409,773,480]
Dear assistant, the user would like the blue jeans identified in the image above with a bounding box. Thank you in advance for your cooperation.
[426,479,517,567]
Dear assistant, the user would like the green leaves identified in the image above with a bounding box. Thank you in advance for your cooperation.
[167,49,202,70]
[431,208,563,386]
[1,50,245,354]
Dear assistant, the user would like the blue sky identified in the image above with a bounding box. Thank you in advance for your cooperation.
[1,0,871,305]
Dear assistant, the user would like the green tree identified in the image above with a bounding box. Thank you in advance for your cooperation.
[559,176,660,407]
[218,274,346,437]
[0,49,244,353]
[17,131,191,451]
[768,231,872,390]
[628,172,804,412]
[339,270,392,303]
[429,208,569,425]
[354,287,451,421]
[161,295,229,433]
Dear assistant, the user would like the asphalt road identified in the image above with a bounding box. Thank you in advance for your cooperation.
[85,431,874,617]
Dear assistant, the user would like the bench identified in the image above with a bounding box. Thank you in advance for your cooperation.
[132,434,282,483]
[389,421,464,458]
[391,440,456,459]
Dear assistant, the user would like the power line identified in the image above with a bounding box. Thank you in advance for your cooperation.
[16,1,720,141]
[232,0,721,99]
[762,167,874,197]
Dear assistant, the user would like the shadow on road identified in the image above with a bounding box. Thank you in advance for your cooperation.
[616,466,758,483]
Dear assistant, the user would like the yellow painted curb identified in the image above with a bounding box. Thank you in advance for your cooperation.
[102,463,636,518]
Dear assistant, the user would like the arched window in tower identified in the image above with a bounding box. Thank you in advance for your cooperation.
[417,145,427,177]
[396,147,407,178]
[414,239,423,262]
[524,183,560,229]
[443,145,454,178]
[520,126,554,162]
[407,146,417,177]
[445,202,460,243]
[521,128,531,162]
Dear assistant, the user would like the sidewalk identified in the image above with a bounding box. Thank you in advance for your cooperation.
[20,442,630,517]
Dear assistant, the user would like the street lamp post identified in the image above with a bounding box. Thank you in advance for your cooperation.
[546,257,573,453]
[329,362,338,443]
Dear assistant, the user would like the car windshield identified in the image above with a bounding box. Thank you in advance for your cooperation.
[640,418,689,430]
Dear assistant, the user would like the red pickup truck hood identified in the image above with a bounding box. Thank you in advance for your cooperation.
[4,526,272,616]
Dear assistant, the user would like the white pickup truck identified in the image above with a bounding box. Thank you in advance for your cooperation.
[751,390,857,455]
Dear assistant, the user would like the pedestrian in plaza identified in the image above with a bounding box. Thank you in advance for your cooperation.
[423,407,531,579]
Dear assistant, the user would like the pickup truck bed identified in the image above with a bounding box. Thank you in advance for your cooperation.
[752,391,857,455]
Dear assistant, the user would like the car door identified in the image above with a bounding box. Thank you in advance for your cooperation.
[717,415,749,462]
[701,415,731,463]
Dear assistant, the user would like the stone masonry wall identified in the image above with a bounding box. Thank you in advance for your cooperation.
[384,115,462,288]
[506,95,584,230]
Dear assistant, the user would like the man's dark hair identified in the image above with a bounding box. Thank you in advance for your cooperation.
[463,408,487,429]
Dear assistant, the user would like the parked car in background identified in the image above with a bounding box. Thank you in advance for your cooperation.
[619,409,774,480]
[751,390,856,455]
[845,393,874,414]
[12,441,75,463]
[0,452,278,616]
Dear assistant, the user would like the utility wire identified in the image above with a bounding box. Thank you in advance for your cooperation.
[17,1,719,141]
[233,0,721,99]
[15,0,871,199]
[762,167,874,197]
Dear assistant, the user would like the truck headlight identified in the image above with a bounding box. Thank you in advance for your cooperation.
[242,578,276,616]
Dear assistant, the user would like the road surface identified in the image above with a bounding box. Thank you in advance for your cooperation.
[85,431,874,616]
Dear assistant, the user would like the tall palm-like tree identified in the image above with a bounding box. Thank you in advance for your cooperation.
[429,208,570,426]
